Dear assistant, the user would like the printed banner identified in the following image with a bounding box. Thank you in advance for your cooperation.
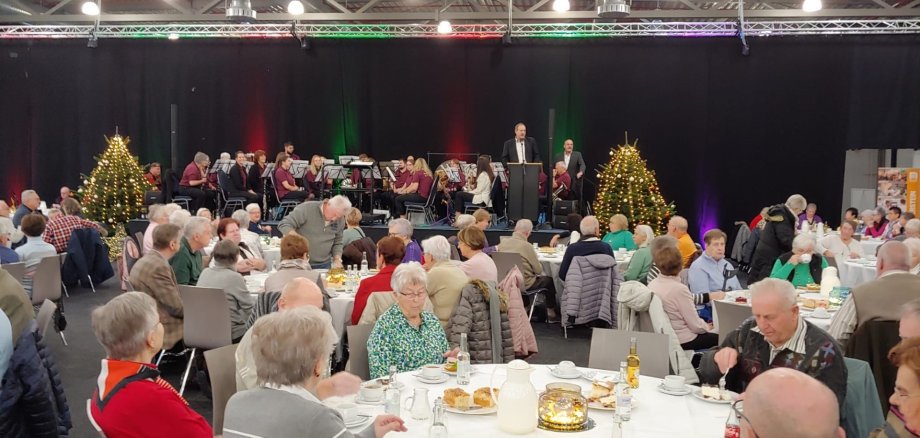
[878,167,920,216]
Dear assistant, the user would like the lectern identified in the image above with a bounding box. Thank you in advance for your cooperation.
[507,162,542,222]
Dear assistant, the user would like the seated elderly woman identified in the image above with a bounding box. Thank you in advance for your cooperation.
[342,207,365,247]
[351,236,405,325]
[367,262,452,378]
[769,233,829,288]
[213,218,267,273]
[648,246,717,354]
[224,307,406,438]
[264,233,324,294]
[89,292,212,437]
[197,240,255,342]
[231,209,265,259]
[422,235,468,327]
[603,213,637,251]
[623,224,655,282]
[817,219,863,260]
[457,226,498,282]
[388,218,422,263]
[865,206,890,239]
[905,237,920,275]
[246,203,272,235]
[143,203,182,254]
[15,214,57,297]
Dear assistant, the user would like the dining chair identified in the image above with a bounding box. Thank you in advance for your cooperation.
[588,329,670,378]
[491,252,524,288]
[35,299,57,340]
[712,300,753,344]
[2,262,25,284]
[204,343,239,434]
[178,285,233,396]
[346,324,375,381]
[32,254,67,345]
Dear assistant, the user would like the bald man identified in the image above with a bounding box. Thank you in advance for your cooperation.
[827,240,920,343]
[667,215,696,267]
[741,368,844,438]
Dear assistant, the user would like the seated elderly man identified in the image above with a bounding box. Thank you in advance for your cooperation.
[197,240,254,342]
[827,240,920,344]
[666,215,696,267]
[367,262,454,378]
[817,219,863,260]
[558,216,614,281]
[170,216,212,286]
[699,278,847,413]
[12,189,41,228]
[89,292,211,437]
[688,229,742,320]
[246,203,272,235]
[388,218,422,263]
[42,198,107,253]
[906,237,920,275]
[264,233,325,294]
[740,368,845,438]
[896,218,920,242]
[0,218,19,264]
[129,223,185,351]
[422,235,467,328]
[497,219,559,322]
[769,233,828,288]
[225,307,406,438]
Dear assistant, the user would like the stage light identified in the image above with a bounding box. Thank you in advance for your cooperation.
[288,1,305,15]
[802,0,822,12]
[168,33,180,40]
[597,0,630,18]
[437,20,453,34]
[552,0,570,12]
[87,33,98,48]
[81,1,100,16]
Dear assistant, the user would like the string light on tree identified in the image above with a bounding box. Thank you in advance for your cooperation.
[592,133,676,235]
[78,131,151,227]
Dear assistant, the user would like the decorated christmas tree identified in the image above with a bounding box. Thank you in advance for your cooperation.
[593,134,676,235]
[78,132,152,227]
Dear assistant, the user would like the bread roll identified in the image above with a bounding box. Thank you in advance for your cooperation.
[473,387,498,408]
[443,388,471,409]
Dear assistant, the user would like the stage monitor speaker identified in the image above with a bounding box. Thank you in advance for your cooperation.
[553,200,577,216]
[553,215,570,230]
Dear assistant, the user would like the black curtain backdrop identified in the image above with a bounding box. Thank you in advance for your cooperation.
[1,36,919,239]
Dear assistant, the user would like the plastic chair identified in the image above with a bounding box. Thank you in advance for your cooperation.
[203,343,239,434]
[167,170,193,210]
[2,261,25,284]
[404,178,440,225]
[31,255,67,345]
[712,300,753,344]
[177,285,233,396]
[346,324,375,381]
[86,399,107,437]
[35,299,57,339]
[588,329,670,377]
[491,252,524,287]
[842,357,886,438]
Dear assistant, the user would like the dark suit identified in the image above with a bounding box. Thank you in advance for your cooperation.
[556,151,586,206]
[501,137,541,165]
[228,164,260,204]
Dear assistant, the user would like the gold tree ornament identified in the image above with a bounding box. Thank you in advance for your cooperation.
[79,133,152,227]
[592,134,676,235]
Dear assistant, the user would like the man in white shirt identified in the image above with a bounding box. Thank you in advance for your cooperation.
[501,122,541,165]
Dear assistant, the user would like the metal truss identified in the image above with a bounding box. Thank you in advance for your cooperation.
[1,20,919,39]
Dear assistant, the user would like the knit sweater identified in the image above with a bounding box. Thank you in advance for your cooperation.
[602,230,636,251]
[277,201,345,265]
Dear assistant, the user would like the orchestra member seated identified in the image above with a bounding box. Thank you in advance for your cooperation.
[394,158,434,219]
[304,155,327,200]
[552,161,572,200]
[274,153,310,202]
[145,162,162,191]
[228,151,260,204]
[178,152,217,212]
[452,155,493,219]
[247,150,267,200]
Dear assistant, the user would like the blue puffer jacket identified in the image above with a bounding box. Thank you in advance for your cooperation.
[0,327,72,437]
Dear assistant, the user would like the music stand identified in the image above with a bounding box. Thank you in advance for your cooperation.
[507,162,541,222]
[339,155,359,165]
[445,167,461,183]
[491,163,507,184]
[325,165,346,181]
[209,159,234,175]
[289,160,310,179]
[323,159,335,166]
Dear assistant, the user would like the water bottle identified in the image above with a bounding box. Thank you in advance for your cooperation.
[533,242,539,253]
[360,253,369,275]
[384,386,401,416]
[429,398,448,438]
[457,333,471,385]
[616,361,632,422]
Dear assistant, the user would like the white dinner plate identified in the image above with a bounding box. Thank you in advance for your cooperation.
[354,395,385,406]
[445,405,497,415]
[806,312,833,319]
[582,391,638,411]
[691,388,737,404]
[657,384,692,396]
[442,365,477,376]
[413,372,450,384]
[549,367,583,379]
[344,416,372,428]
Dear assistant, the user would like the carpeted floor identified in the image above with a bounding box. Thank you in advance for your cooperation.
[52,272,592,436]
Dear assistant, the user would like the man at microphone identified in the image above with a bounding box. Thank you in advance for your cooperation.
[501,123,541,165]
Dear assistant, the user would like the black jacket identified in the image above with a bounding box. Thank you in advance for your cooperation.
[229,163,249,192]
[248,164,266,193]
[501,137,541,165]
[555,151,586,179]
[61,228,114,287]
[749,204,797,283]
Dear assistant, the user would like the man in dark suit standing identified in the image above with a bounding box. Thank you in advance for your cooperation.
[501,122,541,165]
[555,139,586,209]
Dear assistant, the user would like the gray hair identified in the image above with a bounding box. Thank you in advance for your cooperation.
[388,218,413,238]
[147,204,163,222]
[194,152,210,165]
[157,203,182,221]
[749,277,798,307]
[390,261,427,294]
[184,216,211,240]
[231,209,250,229]
[212,239,240,268]
[454,214,475,229]
[219,152,231,160]
[861,209,875,220]
[905,219,920,235]
[876,206,887,217]
[91,292,160,360]
[421,235,451,262]
[168,209,192,229]
[580,216,600,236]
[634,224,655,247]
[785,194,807,214]
[196,208,211,218]
[514,219,533,234]
[252,306,337,386]
[21,189,38,202]
[878,240,912,272]
[805,203,817,211]
[0,217,13,238]
[245,203,261,214]
[792,233,816,252]
[327,195,352,215]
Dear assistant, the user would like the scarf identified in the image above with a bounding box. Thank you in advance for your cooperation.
[94,358,186,411]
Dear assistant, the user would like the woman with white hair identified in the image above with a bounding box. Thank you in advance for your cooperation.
[422,235,467,327]
[624,224,655,282]
[89,292,212,436]
[231,209,265,259]
[143,203,181,254]
[367,262,453,378]
[388,218,422,263]
[905,237,920,275]
[224,307,406,437]
[769,233,828,288]
[245,203,271,235]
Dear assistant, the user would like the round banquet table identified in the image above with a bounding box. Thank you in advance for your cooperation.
[858,238,885,257]
[837,259,877,288]
[331,364,731,438]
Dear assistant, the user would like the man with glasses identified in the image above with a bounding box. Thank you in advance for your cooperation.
[734,368,845,438]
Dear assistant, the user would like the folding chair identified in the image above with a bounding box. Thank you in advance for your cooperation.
[404,178,439,225]
[2,261,25,284]
[177,285,233,396]
[167,170,192,210]
[712,300,753,344]
[32,254,67,345]
[204,344,239,434]
[588,329,670,377]
[217,170,247,217]
[346,324,375,381]
[492,251,547,320]
[35,299,57,339]
[269,172,300,220]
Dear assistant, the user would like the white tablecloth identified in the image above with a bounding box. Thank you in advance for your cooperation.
[837,260,877,288]
[715,293,834,332]
[859,239,885,256]
[340,364,729,438]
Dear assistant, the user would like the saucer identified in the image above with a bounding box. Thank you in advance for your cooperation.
[808,311,832,319]
[657,383,692,396]
[344,416,372,428]
[355,395,385,405]
[550,367,582,379]
[413,372,450,384]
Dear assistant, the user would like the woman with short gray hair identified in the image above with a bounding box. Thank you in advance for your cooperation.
[388,218,422,263]
[224,307,406,438]
[89,292,212,436]
[197,239,254,341]
[769,233,829,288]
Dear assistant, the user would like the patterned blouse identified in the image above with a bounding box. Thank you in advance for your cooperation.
[367,305,448,379]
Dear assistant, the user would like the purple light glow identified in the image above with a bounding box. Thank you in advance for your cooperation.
[696,187,720,246]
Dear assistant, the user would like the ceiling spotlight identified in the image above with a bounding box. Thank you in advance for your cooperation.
[597,0,630,18]
[552,0,570,12]
[802,0,822,12]
[168,33,180,40]
[288,0,305,15]
[81,1,100,16]
[226,0,257,22]
[437,20,453,34]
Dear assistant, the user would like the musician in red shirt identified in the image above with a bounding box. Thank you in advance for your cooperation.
[144,162,162,191]
[552,161,572,200]
[274,153,311,202]
[177,152,217,212]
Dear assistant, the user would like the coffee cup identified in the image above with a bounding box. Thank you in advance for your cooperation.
[421,364,442,379]
[360,382,384,401]
[663,375,686,390]
[800,253,813,264]
[557,360,577,375]
[338,402,358,423]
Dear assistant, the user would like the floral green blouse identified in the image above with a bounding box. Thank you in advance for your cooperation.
[367,305,448,379]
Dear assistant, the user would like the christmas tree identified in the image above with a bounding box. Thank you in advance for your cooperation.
[593,135,676,235]
[78,133,152,227]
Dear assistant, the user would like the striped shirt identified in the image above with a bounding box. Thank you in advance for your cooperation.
[752,316,808,363]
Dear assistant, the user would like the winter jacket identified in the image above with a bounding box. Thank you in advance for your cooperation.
[498,266,538,357]
[749,204,797,283]
[61,228,114,287]
[741,226,761,265]
[342,235,377,270]
[0,327,72,437]
[616,280,699,384]
[447,280,514,364]
[561,254,621,327]
[730,223,751,261]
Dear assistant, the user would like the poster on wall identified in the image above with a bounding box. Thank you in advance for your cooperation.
[878,167,920,216]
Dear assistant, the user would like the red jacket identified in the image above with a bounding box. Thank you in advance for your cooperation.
[351,264,397,325]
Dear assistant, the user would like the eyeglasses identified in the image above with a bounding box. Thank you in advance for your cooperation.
[399,291,427,300]
[731,400,758,437]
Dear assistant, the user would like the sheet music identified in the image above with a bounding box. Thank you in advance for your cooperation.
[209,159,234,174]
[325,165,346,180]
[445,167,461,183]
[261,163,275,178]
[386,167,397,182]
[339,155,358,165]
[492,163,507,183]
[289,160,310,179]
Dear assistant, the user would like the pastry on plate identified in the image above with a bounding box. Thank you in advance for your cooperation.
[473,387,498,408]
[443,388,471,409]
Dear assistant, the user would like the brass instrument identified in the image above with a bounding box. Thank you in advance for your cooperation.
[552,181,567,202]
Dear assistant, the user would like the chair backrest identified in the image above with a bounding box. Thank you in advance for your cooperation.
[35,299,57,339]
[491,252,523,287]
[842,357,885,438]
[588,328,670,377]
[123,236,141,275]
[134,232,146,256]
[216,170,232,198]
[86,399,107,437]
[178,285,233,349]
[2,262,26,284]
[846,319,900,413]
[712,300,753,344]
[346,324,375,380]
[247,291,281,326]
[450,244,461,261]
[203,343,239,434]
[32,254,63,305]
[677,269,689,285]
[423,176,439,206]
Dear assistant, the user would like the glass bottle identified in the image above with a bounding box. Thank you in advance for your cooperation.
[457,333,471,385]
[626,337,640,389]
[616,361,632,422]
[360,252,369,275]
[724,404,741,438]
[389,365,398,388]
[429,397,448,438]
[384,386,401,416]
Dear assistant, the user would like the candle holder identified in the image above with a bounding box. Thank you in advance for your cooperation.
[537,382,591,432]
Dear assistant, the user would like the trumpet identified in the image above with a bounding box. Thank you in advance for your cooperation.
[552,181,567,202]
